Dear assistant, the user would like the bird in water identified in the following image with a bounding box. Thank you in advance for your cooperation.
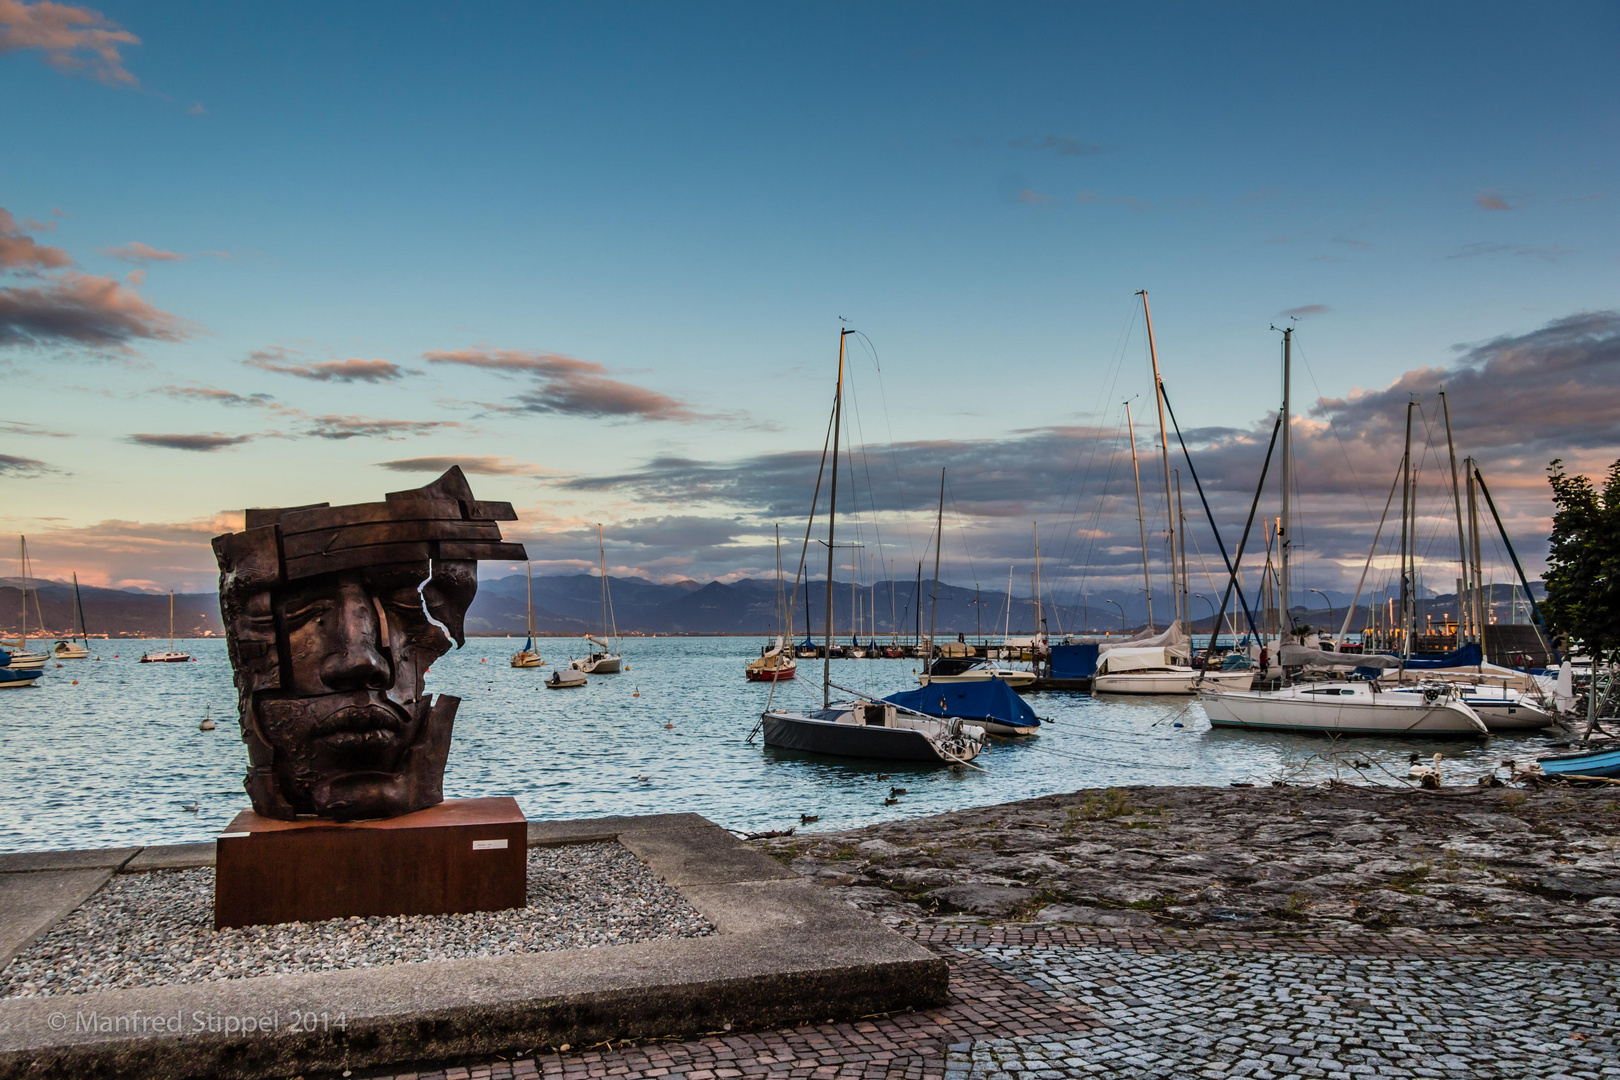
[635,774,651,784]
[1408,753,1444,788]
[875,774,890,782]
[889,787,907,797]
[883,797,899,806]
[800,813,819,824]
[181,802,200,813]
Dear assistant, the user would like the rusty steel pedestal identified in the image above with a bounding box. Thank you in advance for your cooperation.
[214,797,527,929]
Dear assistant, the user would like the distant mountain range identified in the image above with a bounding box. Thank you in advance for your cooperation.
[0,574,1547,640]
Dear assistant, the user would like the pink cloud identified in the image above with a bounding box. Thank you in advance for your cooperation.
[374,454,555,476]
[0,271,188,347]
[0,207,74,270]
[0,0,141,87]
[424,347,708,422]
[128,432,253,451]
[1476,190,1514,211]
[246,352,408,382]
[102,241,184,263]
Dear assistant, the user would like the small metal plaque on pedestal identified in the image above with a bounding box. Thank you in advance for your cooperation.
[214,796,527,929]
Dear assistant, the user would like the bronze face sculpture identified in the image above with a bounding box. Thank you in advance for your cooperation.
[212,467,526,821]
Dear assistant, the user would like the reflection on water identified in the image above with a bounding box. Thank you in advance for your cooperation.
[0,637,1572,852]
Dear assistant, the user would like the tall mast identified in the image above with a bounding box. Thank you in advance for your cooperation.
[1033,522,1042,639]
[1174,469,1189,638]
[1278,327,1293,642]
[1439,390,1470,642]
[774,524,783,638]
[72,571,87,643]
[1466,456,1485,637]
[925,468,945,659]
[597,524,606,640]
[824,329,851,705]
[1399,400,1415,657]
[17,536,27,645]
[1139,291,1180,626]
[1124,401,1155,631]
[525,562,535,639]
[1004,564,1013,640]
[914,561,921,646]
[169,589,176,650]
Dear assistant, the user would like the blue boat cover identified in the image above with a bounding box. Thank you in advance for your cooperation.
[886,678,1042,727]
[1353,642,1483,679]
[1049,642,1100,680]
[1397,643,1484,668]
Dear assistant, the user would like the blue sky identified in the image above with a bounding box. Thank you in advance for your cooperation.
[2,1,1617,601]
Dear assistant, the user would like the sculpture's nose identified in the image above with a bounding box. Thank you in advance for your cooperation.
[319,587,392,692]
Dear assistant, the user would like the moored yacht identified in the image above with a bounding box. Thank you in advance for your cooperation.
[756,328,984,767]
[1202,677,1488,737]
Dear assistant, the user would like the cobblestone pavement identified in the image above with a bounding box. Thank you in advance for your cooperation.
[375,925,1620,1080]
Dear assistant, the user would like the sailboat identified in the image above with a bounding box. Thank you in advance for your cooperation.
[1091,303,1253,696]
[746,526,798,682]
[571,525,623,674]
[1198,327,1485,737]
[760,329,985,766]
[53,572,91,659]
[139,590,192,663]
[510,563,543,668]
[0,647,44,688]
[5,537,49,669]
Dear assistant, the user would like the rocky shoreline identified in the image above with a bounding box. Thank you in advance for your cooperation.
[754,782,1620,934]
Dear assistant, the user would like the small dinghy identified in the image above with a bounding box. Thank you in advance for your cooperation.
[1538,743,1620,781]
[546,667,587,689]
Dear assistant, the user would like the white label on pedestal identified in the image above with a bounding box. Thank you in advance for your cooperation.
[219,832,251,839]
[472,838,508,850]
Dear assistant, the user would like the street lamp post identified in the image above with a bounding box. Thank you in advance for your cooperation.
[1193,592,1217,641]
[1104,599,1124,633]
[1309,589,1334,641]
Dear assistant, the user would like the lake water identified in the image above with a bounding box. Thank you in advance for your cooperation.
[0,637,1571,852]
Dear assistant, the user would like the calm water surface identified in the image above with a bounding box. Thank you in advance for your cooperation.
[0,637,1570,852]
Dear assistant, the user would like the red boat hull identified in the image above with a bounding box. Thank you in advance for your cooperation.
[746,665,797,682]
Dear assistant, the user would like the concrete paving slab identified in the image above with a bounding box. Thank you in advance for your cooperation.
[0,869,113,970]
[0,849,138,874]
[122,843,215,873]
[0,813,946,1080]
[619,824,796,887]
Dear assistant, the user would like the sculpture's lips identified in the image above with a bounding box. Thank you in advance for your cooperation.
[310,700,408,739]
[257,690,414,744]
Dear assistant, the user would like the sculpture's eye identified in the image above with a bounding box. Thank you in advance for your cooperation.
[383,586,425,619]
[282,597,335,629]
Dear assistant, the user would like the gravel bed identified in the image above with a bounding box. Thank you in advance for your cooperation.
[1,841,714,998]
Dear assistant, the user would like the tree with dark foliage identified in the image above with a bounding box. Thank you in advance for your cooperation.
[1543,458,1620,731]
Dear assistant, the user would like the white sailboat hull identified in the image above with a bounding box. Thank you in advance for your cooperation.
[139,651,191,663]
[53,641,90,659]
[510,651,543,668]
[571,654,621,674]
[3,651,48,669]
[919,667,1036,688]
[1093,668,1255,695]
[1386,685,1553,731]
[1201,682,1488,736]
